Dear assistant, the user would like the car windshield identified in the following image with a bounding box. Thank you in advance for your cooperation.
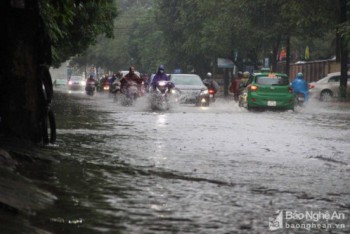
[171,75,203,86]
[255,75,289,85]
[70,76,84,81]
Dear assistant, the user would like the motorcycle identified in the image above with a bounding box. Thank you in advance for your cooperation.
[85,81,96,96]
[97,79,110,92]
[208,88,216,102]
[294,93,305,107]
[102,83,110,91]
[203,79,218,103]
[110,79,121,102]
[150,80,174,111]
[120,80,140,106]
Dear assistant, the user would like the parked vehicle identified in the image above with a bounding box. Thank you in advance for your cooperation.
[170,74,209,106]
[309,72,350,101]
[53,79,67,89]
[150,80,174,111]
[238,72,294,110]
[68,76,86,91]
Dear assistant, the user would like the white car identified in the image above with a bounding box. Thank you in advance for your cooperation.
[309,72,350,101]
[68,76,86,91]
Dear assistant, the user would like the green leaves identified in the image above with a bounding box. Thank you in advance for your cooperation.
[69,0,346,74]
[39,0,117,67]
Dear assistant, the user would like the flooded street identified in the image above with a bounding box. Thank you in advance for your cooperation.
[3,90,350,233]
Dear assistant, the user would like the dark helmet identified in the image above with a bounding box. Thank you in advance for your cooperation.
[237,71,243,77]
[158,65,165,73]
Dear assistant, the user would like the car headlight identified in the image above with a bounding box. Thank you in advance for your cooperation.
[201,89,209,95]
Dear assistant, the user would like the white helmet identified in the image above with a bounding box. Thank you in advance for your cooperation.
[206,72,212,78]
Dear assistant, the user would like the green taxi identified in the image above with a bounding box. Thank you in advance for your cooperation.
[238,72,294,110]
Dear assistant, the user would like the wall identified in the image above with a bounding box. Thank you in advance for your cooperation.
[277,60,340,82]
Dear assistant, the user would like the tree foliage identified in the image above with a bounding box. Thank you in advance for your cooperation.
[72,0,348,77]
[39,0,118,67]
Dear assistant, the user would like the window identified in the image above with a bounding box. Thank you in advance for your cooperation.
[256,76,289,85]
[328,76,340,83]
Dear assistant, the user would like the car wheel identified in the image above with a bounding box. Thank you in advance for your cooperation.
[320,90,332,102]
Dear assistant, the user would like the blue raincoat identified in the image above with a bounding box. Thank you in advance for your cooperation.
[292,76,309,101]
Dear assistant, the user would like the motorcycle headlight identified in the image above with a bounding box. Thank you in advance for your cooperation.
[81,81,86,86]
[158,81,167,86]
[171,89,178,94]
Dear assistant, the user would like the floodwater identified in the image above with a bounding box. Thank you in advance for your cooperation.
[2,89,350,233]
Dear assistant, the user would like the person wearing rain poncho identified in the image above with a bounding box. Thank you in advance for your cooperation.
[151,65,174,91]
[292,72,309,101]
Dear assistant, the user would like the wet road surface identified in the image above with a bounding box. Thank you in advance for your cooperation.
[2,89,350,233]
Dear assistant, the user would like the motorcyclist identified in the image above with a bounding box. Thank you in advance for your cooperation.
[141,73,150,92]
[292,72,309,101]
[120,66,143,93]
[151,65,174,91]
[229,71,243,101]
[242,71,250,86]
[101,74,109,85]
[97,74,109,91]
[109,74,117,85]
[86,75,96,85]
[203,72,220,94]
[85,75,97,92]
[109,73,121,94]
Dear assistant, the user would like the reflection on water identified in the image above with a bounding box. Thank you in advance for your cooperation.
[2,91,349,233]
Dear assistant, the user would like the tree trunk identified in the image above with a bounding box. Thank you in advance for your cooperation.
[339,0,348,99]
[285,34,291,77]
[0,0,52,143]
[271,35,281,72]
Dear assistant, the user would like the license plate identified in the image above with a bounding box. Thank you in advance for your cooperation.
[267,100,276,106]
